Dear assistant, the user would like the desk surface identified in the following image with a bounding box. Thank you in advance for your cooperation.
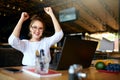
[0,66,120,80]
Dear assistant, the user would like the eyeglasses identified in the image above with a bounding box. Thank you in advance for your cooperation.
[31,26,43,31]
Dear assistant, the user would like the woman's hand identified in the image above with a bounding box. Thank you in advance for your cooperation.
[44,7,54,16]
[20,12,29,21]
[44,7,62,32]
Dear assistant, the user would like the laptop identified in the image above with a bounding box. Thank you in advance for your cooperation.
[50,36,98,70]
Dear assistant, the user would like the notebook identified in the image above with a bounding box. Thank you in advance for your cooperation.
[50,36,98,70]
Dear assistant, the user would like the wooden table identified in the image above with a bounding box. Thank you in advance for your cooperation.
[0,66,120,80]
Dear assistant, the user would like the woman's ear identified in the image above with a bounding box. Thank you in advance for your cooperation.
[29,27,32,32]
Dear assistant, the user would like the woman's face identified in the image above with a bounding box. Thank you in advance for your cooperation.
[30,20,44,40]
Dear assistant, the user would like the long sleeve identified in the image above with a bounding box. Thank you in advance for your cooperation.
[8,34,26,52]
[46,30,64,47]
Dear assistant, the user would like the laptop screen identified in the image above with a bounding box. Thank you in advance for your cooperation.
[55,36,98,70]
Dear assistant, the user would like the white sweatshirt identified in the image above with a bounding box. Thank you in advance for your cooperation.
[8,30,64,66]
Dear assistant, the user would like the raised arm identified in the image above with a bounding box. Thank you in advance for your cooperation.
[44,7,62,32]
[12,12,29,37]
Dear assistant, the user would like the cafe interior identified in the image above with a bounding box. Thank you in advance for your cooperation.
[0,0,120,80]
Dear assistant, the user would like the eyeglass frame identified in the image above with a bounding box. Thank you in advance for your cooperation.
[31,26,44,31]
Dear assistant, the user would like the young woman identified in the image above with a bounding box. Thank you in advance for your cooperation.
[8,7,64,66]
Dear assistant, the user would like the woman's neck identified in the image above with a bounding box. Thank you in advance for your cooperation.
[29,38,41,42]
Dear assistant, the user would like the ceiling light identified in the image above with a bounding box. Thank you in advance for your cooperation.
[18,8,21,11]
[12,6,15,9]
[7,4,10,7]
[3,13,6,16]
[40,0,43,2]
